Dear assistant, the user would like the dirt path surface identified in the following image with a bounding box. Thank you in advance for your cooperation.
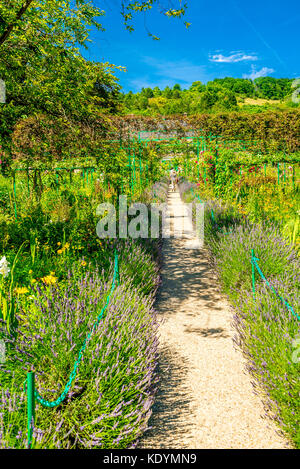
[139,188,290,449]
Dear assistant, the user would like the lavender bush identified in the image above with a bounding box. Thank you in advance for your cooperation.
[204,201,300,447]
[0,245,160,449]
[233,281,300,446]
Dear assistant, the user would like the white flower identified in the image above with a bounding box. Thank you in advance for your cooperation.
[0,256,10,278]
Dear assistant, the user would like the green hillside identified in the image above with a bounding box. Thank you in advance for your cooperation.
[121,77,299,115]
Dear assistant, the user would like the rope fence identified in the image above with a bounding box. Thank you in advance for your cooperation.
[251,249,299,321]
[25,251,119,448]
[187,184,298,322]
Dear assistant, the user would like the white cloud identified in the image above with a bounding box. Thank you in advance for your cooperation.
[209,52,258,63]
[243,65,275,80]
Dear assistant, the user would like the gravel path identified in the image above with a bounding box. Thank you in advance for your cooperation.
[139,188,291,449]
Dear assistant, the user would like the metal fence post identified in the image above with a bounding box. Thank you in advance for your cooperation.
[27,371,35,448]
[251,249,256,300]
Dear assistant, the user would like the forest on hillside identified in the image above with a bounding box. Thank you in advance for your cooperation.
[121,77,299,115]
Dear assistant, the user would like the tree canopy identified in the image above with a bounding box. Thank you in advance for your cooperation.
[0,0,188,138]
[121,77,297,116]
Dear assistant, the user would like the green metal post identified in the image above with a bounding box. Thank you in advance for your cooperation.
[251,249,256,300]
[215,145,218,185]
[13,173,18,220]
[292,165,295,190]
[139,157,142,187]
[133,149,136,185]
[27,372,35,448]
[27,170,30,196]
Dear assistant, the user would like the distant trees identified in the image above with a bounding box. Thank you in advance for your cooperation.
[211,78,255,96]
[253,77,293,100]
[141,88,154,98]
[200,86,237,111]
[121,77,296,115]
[189,81,205,93]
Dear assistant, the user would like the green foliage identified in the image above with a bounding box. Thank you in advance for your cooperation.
[254,77,294,100]
[0,244,160,448]
[0,0,124,142]
[120,0,188,38]
[121,77,298,115]
[0,0,190,143]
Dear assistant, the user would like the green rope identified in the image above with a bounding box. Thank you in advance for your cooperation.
[251,252,299,321]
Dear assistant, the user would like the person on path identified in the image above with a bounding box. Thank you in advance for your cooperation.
[169,168,177,191]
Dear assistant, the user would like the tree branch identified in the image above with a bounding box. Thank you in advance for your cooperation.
[0,0,35,47]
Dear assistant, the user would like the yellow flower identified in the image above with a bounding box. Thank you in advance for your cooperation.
[50,271,55,276]
[29,269,33,275]
[81,261,87,267]
[57,249,63,255]
[57,242,61,246]
[31,279,37,284]
[15,286,29,295]
[41,275,57,285]
[64,243,70,249]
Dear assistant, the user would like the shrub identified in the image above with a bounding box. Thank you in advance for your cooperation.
[0,252,159,449]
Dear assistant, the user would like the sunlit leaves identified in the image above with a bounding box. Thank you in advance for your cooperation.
[121,1,189,38]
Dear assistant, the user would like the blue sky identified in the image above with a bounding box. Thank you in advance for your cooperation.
[82,0,300,92]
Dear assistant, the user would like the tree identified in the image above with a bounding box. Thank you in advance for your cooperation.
[0,1,188,47]
[254,77,293,100]
[0,0,35,46]
[153,86,162,96]
[121,1,189,39]
[211,77,254,97]
[141,87,154,98]
[138,95,148,110]
[190,81,205,93]
[200,90,218,110]
[0,1,190,132]
[163,86,173,99]
[0,1,124,134]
